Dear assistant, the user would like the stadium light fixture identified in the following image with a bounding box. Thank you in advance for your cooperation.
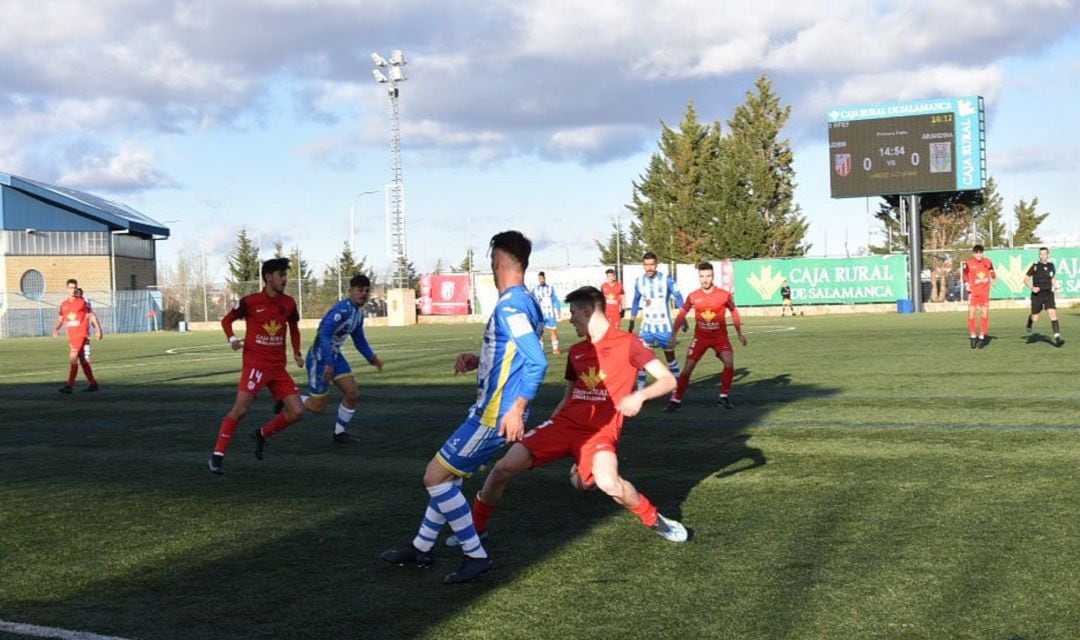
[371,49,409,288]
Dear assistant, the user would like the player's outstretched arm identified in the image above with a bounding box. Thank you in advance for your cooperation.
[618,359,676,417]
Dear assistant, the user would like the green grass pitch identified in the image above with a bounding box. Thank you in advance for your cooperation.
[1,310,1079,639]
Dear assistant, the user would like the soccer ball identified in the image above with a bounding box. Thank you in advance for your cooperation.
[569,464,596,492]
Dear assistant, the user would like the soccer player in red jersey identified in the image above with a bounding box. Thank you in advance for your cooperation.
[664,262,746,411]
[458,285,688,546]
[962,244,996,349]
[52,278,103,393]
[208,258,305,475]
[601,268,625,328]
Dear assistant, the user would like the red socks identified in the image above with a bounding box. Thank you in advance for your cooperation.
[260,412,299,438]
[472,495,495,534]
[673,372,690,402]
[628,493,659,527]
[721,366,734,395]
[67,363,78,386]
[214,416,239,455]
[981,316,989,336]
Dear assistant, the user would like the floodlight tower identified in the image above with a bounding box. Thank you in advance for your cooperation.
[372,49,408,288]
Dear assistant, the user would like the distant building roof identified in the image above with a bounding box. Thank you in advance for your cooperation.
[0,171,170,238]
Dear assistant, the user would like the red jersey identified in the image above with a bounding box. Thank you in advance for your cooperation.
[560,326,656,429]
[222,291,301,368]
[963,257,995,294]
[59,297,90,340]
[601,281,624,312]
[676,287,738,337]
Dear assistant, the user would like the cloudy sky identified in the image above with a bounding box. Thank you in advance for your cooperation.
[3,0,1079,279]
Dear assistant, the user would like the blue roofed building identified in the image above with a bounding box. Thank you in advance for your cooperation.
[0,171,172,336]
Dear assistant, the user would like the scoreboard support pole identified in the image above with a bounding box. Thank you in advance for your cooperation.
[905,194,924,313]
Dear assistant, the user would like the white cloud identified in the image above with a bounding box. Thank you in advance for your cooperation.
[58,143,178,192]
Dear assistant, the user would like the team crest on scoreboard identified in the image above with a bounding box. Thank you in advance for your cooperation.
[834,153,852,177]
[440,280,455,301]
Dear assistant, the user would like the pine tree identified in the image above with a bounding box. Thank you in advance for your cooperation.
[971,177,1006,248]
[1012,197,1049,246]
[720,74,808,258]
[226,228,261,296]
[432,259,446,275]
[628,101,723,265]
[454,248,476,273]
[321,242,376,300]
[594,217,647,267]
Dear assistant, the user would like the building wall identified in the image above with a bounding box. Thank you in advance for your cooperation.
[115,256,157,290]
[5,255,112,294]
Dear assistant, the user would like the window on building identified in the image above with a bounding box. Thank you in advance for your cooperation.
[130,274,137,290]
[20,269,46,300]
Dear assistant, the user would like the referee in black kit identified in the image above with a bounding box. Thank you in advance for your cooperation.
[1025,246,1064,347]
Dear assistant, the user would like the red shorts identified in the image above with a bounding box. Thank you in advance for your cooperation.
[687,333,732,361]
[237,364,298,401]
[605,308,621,328]
[522,414,622,486]
[969,291,990,307]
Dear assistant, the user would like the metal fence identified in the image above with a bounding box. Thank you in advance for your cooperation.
[158,281,390,327]
[0,290,164,338]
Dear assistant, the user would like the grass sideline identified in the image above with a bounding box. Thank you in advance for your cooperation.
[1,310,1079,639]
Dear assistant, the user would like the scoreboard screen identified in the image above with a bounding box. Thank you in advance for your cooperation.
[828,96,985,198]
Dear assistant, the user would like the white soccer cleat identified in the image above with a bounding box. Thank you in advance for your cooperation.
[650,514,688,542]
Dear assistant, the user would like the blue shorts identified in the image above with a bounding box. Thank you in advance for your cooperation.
[639,328,674,349]
[436,414,507,477]
[542,316,558,329]
[305,347,353,396]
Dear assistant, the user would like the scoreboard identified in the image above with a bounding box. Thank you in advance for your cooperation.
[828,96,986,198]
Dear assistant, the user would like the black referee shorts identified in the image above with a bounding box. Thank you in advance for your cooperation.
[1031,290,1056,313]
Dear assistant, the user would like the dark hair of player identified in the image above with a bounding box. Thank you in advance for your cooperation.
[67,278,78,286]
[605,268,615,275]
[538,271,546,277]
[564,286,605,313]
[74,288,84,297]
[1039,246,1049,253]
[349,274,371,289]
[642,251,657,261]
[261,258,291,280]
[489,230,532,270]
[972,244,984,253]
[697,261,714,272]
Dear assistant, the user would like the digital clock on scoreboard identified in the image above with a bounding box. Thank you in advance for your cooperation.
[828,96,985,198]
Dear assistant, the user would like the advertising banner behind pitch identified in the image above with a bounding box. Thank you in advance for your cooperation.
[419,274,471,315]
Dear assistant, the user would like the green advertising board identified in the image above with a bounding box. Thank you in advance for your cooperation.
[985,248,1080,299]
[733,255,910,306]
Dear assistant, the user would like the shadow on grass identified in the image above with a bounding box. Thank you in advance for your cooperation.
[0,372,836,639]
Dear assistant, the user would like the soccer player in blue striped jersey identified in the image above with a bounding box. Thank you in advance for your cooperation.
[627,252,685,390]
[531,271,562,354]
[380,230,548,584]
[299,273,383,443]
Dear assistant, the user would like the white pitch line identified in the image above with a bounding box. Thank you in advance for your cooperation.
[0,619,134,640]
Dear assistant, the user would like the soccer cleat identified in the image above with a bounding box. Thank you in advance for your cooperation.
[445,530,489,548]
[58,385,73,394]
[718,396,734,410]
[970,337,978,349]
[250,428,267,460]
[272,400,284,415]
[84,383,99,392]
[1055,335,1065,347]
[333,431,356,444]
[977,337,987,349]
[379,544,434,568]
[662,401,681,413]
[443,556,494,584]
[208,454,224,475]
[649,514,689,543]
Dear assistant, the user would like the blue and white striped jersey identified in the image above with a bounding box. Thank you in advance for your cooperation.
[531,283,561,321]
[630,271,684,332]
[313,298,376,364]
[471,285,548,427]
